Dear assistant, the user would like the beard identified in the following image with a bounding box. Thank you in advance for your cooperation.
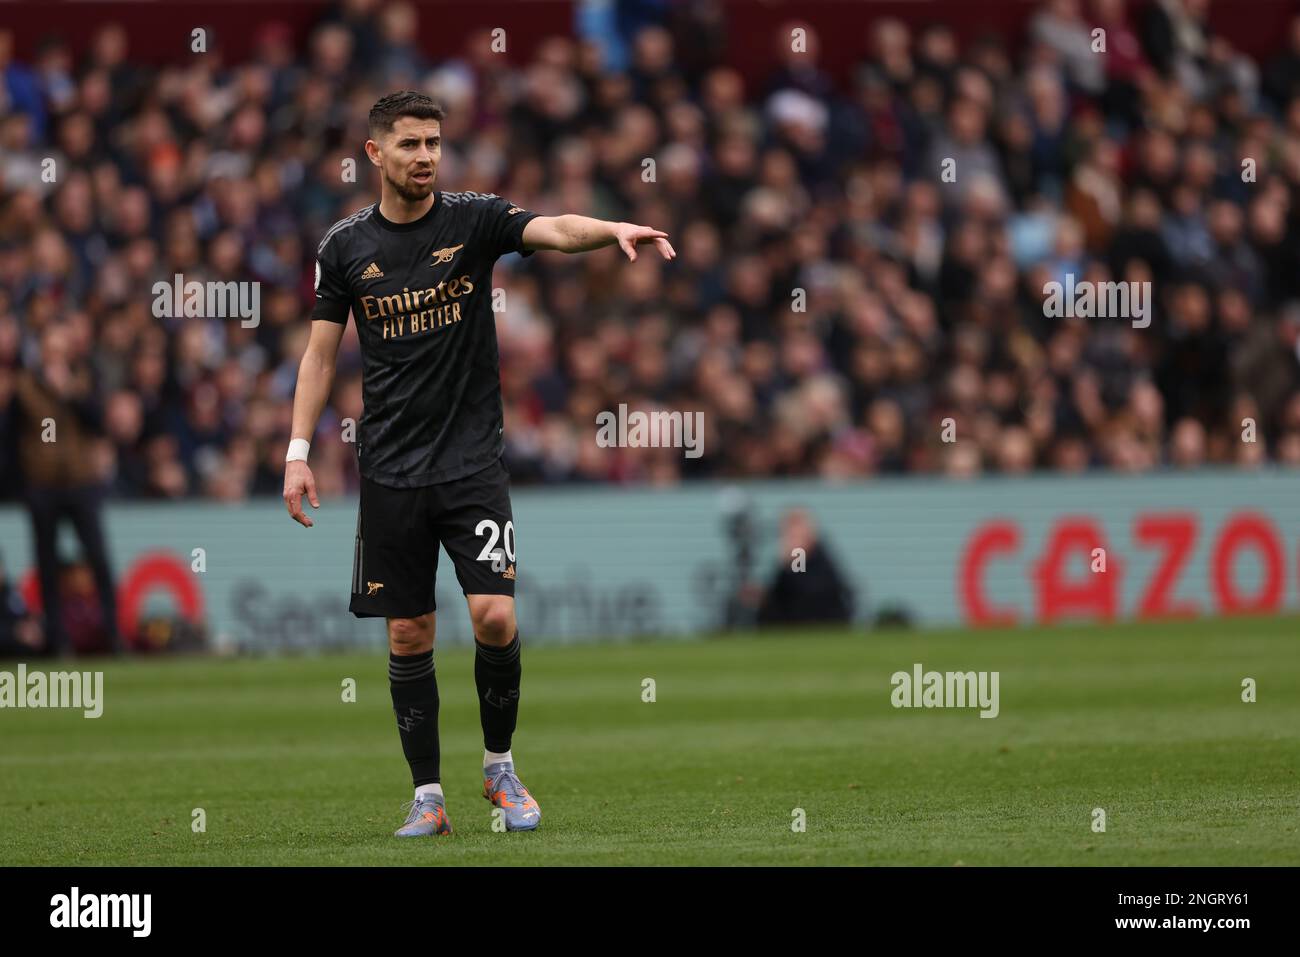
[386,167,435,203]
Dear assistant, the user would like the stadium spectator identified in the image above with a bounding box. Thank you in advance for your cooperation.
[757,508,855,627]
[8,323,123,655]
[1,2,1300,502]
[0,548,43,658]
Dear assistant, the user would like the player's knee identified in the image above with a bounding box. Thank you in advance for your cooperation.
[470,600,515,644]
[387,614,434,654]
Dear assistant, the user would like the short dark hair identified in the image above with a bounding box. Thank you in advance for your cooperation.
[368,91,446,139]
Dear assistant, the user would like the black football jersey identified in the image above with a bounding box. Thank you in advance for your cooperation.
[311,191,539,487]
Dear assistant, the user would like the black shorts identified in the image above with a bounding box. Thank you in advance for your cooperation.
[349,457,517,619]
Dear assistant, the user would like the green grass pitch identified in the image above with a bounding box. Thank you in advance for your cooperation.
[2,616,1297,865]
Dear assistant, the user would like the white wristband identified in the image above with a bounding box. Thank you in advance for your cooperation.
[286,438,310,463]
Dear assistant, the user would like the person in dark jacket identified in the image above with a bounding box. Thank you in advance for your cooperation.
[10,323,123,656]
[757,508,856,627]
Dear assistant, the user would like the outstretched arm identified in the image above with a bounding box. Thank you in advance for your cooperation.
[522,215,675,262]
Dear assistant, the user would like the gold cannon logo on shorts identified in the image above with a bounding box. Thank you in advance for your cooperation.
[430,243,464,265]
[366,581,384,596]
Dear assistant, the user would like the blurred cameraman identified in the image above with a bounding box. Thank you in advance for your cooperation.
[8,322,123,656]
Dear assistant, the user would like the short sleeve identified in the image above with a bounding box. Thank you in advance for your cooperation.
[311,237,352,324]
[476,194,540,259]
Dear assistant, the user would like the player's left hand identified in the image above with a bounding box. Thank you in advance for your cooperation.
[615,223,675,262]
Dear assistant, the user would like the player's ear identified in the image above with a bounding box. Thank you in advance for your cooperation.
[364,139,382,167]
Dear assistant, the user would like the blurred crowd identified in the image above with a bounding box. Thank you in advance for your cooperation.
[4,0,1300,499]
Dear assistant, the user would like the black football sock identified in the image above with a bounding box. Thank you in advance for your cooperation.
[389,651,440,786]
[475,630,521,755]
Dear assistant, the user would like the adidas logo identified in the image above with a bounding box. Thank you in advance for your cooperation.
[361,262,384,280]
[502,564,516,580]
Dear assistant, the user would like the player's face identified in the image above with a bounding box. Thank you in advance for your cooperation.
[377,117,441,202]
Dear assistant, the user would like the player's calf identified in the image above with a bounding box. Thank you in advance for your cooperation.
[388,615,446,837]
